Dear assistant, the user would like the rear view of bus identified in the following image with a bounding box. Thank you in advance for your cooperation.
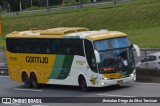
[5,27,140,91]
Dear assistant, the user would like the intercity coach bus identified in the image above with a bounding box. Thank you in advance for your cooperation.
[6,27,140,91]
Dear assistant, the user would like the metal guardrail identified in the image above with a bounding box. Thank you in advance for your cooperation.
[1,0,150,17]
[0,49,7,75]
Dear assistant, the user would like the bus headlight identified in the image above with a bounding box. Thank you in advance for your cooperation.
[102,77,108,80]
[130,73,134,77]
[130,70,136,77]
[130,73,136,81]
[101,82,105,85]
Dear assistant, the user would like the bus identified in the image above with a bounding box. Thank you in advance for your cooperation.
[6,27,140,91]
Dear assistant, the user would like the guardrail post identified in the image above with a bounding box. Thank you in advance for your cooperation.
[144,50,149,80]
[80,4,83,12]
[46,0,50,16]
[47,8,50,16]
[15,12,18,19]
[145,50,148,69]
[113,0,116,8]
[79,0,83,12]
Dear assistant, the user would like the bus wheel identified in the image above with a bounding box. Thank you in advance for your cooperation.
[112,84,120,88]
[78,76,88,92]
[22,73,32,88]
[30,73,39,89]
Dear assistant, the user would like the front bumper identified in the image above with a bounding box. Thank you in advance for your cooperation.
[98,75,136,87]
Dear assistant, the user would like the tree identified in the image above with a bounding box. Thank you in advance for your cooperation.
[2,0,11,12]
[49,0,63,6]
[38,0,47,7]
[31,0,33,6]
[10,0,20,12]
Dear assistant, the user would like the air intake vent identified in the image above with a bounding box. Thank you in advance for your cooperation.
[12,31,19,34]
[30,28,39,31]
[40,27,89,35]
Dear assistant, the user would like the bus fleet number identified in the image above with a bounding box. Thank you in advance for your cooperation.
[9,57,17,61]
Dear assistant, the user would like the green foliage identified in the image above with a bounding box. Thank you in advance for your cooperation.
[80,0,91,3]
[0,0,160,48]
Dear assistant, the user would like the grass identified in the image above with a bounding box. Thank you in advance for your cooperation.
[0,0,160,49]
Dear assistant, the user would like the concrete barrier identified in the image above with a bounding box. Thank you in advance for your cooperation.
[136,68,160,83]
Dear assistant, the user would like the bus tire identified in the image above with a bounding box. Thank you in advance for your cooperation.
[113,84,120,87]
[22,72,32,88]
[78,75,88,92]
[30,73,39,89]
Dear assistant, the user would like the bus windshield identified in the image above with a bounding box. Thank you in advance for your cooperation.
[94,37,129,51]
[94,37,135,74]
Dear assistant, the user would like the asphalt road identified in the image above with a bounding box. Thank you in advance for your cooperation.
[0,76,160,106]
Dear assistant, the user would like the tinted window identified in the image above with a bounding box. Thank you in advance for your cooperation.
[6,38,19,53]
[94,37,129,51]
[6,38,84,56]
[148,56,156,61]
[30,39,41,53]
[142,56,157,62]
[52,39,61,54]
[75,39,84,56]
[61,39,84,56]
[41,39,52,54]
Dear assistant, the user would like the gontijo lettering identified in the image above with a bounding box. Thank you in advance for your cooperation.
[26,56,48,64]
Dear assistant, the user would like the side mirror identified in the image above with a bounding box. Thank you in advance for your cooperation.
[141,59,145,63]
[94,50,100,63]
[132,44,141,57]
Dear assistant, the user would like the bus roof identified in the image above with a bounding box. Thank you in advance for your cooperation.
[6,27,127,41]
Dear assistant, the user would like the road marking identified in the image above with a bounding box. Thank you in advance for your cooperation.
[2,103,20,105]
[32,105,48,106]
[0,76,9,78]
[14,88,43,92]
[130,82,160,86]
[98,94,136,97]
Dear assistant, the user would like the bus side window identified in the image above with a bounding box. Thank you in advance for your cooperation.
[84,39,97,73]
[61,39,85,56]
[30,39,41,53]
[41,39,52,54]
[52,39,61,54]
[74,39,84,56]
[21,39,30,53]
[61,39,74,55]
[6,38,19,53]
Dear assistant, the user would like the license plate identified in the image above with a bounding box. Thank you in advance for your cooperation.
[117,80,123,84]
[103,73,121,79]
